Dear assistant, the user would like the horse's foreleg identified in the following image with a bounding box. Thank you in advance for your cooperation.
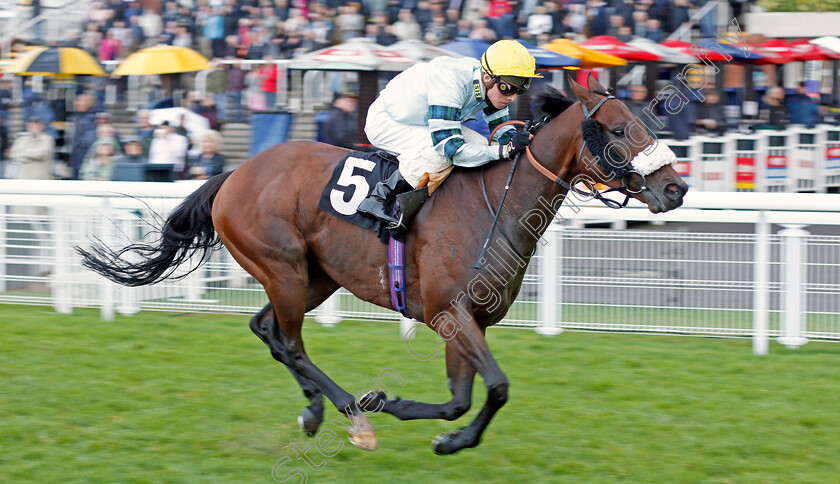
[362,343,475,421]
[250,304,324,435]
[429,314,508,455]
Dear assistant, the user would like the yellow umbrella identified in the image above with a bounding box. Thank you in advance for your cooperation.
[539,39,627,69]
[4,46,106,76]
[113,45,211,76]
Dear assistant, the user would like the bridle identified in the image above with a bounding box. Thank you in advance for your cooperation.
[505,90,649,209]
[475,89,647,268]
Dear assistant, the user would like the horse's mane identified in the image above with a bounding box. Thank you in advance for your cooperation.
[531,84,576,121]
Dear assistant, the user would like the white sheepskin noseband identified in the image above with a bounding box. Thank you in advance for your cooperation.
[630,142,677,176]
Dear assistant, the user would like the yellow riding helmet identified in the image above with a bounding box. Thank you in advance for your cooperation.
[480,40,543,79]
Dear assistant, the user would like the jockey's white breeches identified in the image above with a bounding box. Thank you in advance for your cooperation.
[365,97,487,188]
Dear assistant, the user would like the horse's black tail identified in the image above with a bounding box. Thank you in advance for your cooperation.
[75,171,235,287]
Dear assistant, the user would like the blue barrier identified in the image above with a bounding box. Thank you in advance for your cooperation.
[249,112,293,156]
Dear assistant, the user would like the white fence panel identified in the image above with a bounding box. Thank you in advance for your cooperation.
[1,182,839,354]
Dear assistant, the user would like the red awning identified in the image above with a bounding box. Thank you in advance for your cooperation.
[580,36,660,62]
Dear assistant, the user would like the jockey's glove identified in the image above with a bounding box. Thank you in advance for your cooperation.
[500,127,532,159]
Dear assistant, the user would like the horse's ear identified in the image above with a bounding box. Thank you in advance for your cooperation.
[569,76,589,101]
[586,72,608,93]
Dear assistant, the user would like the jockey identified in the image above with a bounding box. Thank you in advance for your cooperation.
[357,39,541,227]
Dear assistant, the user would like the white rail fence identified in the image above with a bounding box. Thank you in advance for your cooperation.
[1,180,839,355]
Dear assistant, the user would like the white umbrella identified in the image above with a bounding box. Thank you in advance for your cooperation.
[811,36,840,54]
[288,38,415,72]
[629,38,699,64]
[385,40,464,62]
[148,107,210,138]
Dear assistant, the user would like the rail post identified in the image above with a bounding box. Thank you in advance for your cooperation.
[778,224,809,349]
[537,224,563,336]
[315,293,341,327]
[752,211,770,355]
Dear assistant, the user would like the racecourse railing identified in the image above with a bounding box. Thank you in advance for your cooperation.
[0,179,838,355]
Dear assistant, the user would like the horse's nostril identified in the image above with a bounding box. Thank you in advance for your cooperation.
[664,182,686,201]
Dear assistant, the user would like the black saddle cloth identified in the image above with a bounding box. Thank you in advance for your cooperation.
[318,150,403,243]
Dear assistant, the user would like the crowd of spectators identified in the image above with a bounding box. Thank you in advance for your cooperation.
[57,0,724,63]
[2,0,833,177]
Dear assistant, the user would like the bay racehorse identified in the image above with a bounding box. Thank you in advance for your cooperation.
[78,75,687,455]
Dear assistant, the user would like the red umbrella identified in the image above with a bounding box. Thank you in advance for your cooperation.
[748,43,793,65]
[788,39,840,61]
[662,39,731,62]
[580,36,660,62]
[759,39,797,59]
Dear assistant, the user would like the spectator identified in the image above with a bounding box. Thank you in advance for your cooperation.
[663,85,697,140]
[187,130,226,179]
[0,78,11,125]
[695,89,728,135]
[527,5,553,37]
[8,116,55,180]
[99,29,122,61]
[114,136,147,164]
[469,19,498,42]
[69,94,98,179]
[566,4,588,34]
[0,115,8,175]
[615,26,632,42]
[376,24,398,46]
[454,18,473,39]
[324,92,359,149]
[668,0,691,34]
[79,22,103,57]
[110,19,134,58]
[392,9,422,42]
[644,18,664,43]
[336,4,365,42]
[205,62,229,121]
[196,95,221,131]
[201,6,226,58]
[225,62,248,123]
[128,15,146,52]
[787,82,820,128]
[139,7,164,47]
[79,142,118,180]
[606,14,625,38]
[760,86,788,130]
[632,10,649,37]
[256,58,278,109]
[148,121,188,177]
[80,121,122,173]
[424,12,452,45]
[625,84,649,122]
[134,109,156,154]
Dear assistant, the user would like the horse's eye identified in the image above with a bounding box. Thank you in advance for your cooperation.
[611,128,625,137]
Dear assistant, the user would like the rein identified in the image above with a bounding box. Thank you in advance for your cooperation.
[484,94,641,214]
[473,91,643,269]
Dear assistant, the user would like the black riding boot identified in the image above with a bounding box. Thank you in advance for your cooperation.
[357,170,412,228]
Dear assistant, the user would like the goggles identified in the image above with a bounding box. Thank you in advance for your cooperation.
[496,77,530,96]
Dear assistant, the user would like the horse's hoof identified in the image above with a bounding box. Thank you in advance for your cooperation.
[348,430,378,451]
[298,407,320,436]
[431,430,477,455]
[358,390,387,413]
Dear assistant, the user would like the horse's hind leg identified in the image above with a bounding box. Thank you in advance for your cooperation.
[250,304,324,435]
[362,343,475,422]
[252,242,377,450]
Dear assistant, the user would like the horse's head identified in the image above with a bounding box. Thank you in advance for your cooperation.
[568,74,688,213]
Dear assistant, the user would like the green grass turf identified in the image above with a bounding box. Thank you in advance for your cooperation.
[2,305,839,483]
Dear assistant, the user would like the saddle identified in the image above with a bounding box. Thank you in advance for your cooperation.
[317,150,430,243]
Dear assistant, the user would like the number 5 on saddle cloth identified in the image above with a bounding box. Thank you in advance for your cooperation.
[317,150,428,243]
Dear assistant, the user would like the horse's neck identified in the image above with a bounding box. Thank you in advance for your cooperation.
[492,109,582,257]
